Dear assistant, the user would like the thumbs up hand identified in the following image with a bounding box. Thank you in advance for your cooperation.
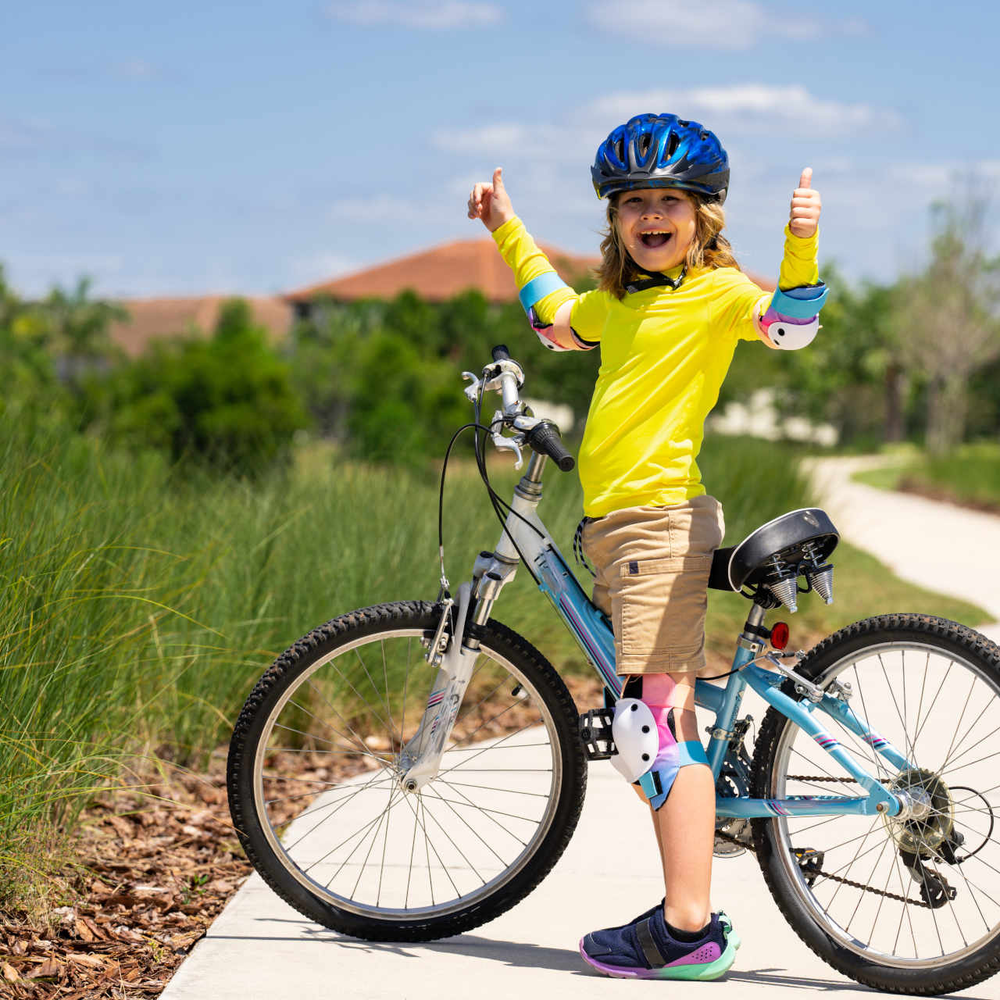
[789,167,821,238]
[468,167,515,232]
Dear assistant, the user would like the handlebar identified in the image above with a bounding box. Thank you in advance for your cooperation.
[526,420,575,472]
[462,345,576,472]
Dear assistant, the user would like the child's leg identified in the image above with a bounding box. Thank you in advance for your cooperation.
[647,675,715,932]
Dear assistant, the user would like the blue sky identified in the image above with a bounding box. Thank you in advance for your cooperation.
[3,1,998,299]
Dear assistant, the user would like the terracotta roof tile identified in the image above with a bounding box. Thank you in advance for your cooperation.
[284,238,601,305]
[109,296,293,358]
[284,237,775,304]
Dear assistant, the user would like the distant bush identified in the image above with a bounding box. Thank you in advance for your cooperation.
[83,299,308,475]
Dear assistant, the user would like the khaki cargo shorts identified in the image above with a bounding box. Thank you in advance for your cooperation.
[580,495,725,676]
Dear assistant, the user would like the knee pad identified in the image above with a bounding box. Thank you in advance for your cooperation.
[610,697,709,811]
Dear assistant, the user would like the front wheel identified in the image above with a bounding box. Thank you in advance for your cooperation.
[752,614,1000,994]
[227,601,587,942]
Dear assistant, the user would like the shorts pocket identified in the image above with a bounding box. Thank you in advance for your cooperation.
[616,555,713,662]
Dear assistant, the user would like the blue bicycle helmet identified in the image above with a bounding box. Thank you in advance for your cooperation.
[591,113,729,203]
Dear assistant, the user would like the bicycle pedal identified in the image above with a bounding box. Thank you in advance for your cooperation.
[579,707,616,761]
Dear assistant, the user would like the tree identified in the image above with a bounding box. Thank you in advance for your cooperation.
[85,298,308,475]
[42,276,128,383]
[897,185,1000,454]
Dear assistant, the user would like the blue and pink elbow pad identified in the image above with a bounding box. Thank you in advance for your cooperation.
[759,282,828,351]
[517,272,596,352]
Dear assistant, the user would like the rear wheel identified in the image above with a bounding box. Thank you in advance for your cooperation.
[752,615,1000,994]
[227,601,587,941]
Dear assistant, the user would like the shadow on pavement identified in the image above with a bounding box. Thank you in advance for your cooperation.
[210,919,998,995]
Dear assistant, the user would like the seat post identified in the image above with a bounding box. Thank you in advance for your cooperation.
[737,603,768,657]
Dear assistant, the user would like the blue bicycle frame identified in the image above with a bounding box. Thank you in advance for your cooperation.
[530,538,907,820]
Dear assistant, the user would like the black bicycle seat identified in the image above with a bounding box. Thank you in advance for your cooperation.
[708,508,839,593]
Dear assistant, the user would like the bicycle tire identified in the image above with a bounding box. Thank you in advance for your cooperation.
[751,614,1000,994]
[227,600,587,942]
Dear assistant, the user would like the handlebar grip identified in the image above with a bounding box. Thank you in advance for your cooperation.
[527,421,575,472]
[491,344,510,362]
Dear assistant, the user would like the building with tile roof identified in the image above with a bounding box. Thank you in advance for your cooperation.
[108,295,293,358]
[283,237,600,318]
[108,238,774,355]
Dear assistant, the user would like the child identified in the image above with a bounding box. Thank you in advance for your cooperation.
[468,113,823,981]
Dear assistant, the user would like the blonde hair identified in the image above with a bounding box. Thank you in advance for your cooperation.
[595,190,740,299]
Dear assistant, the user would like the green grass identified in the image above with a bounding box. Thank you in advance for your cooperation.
[853,442,1000,512]
[1,423,992,909]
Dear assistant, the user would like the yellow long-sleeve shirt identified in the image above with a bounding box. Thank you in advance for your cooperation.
[492,218,819,517]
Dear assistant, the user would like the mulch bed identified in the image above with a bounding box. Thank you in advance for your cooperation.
[1,674,610,999]
[1,752,250,999]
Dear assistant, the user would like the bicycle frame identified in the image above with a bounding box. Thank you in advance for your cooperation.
[464,452,909,822]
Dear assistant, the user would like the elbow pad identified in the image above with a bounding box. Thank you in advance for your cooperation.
[520,273,573,352]
[760,282,828,351]
[493,216,581,350]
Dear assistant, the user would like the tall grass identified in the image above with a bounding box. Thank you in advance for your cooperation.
[1,421,988,906]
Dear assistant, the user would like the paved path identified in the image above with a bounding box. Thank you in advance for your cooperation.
[164,459,1000,999]
[806,456,1000,644]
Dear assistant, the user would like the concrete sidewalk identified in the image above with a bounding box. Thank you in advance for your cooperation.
[807,456,1000,643]
[163,460,1000,999]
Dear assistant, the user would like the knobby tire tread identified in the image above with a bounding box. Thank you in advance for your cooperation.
[750,613,1000,994]
[227,600,587,942]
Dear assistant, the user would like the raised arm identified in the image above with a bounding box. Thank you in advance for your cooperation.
[468,168,587,352]
[756,167,827,351]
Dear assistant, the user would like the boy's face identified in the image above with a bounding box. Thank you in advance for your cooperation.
[615,187,697,273]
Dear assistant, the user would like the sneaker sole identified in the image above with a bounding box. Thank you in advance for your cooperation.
[578,932,741,981]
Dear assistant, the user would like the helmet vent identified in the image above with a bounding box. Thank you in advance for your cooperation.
[666,132,679,158]
[701,131,710,140]
[638,133,652,157]
[678,119,690,127]
[614,138,625,161]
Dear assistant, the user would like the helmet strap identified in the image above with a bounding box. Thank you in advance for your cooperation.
[625,264,687,295]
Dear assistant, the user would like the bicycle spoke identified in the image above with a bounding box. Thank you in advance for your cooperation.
[940,672,978,771]
[285,771,397,853]
[939,697,996,774]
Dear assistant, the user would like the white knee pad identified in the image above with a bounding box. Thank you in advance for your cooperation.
[609,698,659,783]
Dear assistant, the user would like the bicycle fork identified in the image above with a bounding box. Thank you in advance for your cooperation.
[398,582,479,792]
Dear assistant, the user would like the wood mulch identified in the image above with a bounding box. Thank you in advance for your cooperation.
[1,752,250,999]
[1,674,610,999]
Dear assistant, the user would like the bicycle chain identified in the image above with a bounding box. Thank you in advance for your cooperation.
[719,774,932,909]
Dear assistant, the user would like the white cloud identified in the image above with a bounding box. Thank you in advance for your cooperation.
[432,124,528,155]
[287,253,359,286]
[586,0,866,50]
[587,85,901,138]
[326,1,502,29]
[888,161,1000,189]
[327,194,446,223]
[113,59,159,80]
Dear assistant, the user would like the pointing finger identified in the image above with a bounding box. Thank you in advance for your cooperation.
[798,167,813,190]
[493,166,504,190]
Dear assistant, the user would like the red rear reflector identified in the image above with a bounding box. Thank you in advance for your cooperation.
[770,622,790,650]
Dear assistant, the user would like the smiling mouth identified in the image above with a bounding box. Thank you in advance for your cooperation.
[639,231,671,248]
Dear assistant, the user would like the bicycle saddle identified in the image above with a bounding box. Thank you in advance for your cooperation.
[708,508,839,593]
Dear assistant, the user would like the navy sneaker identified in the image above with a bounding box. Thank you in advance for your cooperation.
[580,907,740,980]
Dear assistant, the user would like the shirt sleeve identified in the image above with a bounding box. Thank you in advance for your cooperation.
[778,224,820,289]
[569,290,611,345]
[708,269,771,343]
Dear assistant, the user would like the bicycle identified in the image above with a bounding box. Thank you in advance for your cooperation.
[227,346,1000,994]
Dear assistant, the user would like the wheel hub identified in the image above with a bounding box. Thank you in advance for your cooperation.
[883,767,954,853]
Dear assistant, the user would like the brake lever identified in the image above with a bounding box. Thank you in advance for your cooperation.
[490,409,524,468]
[462,371,482,404]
